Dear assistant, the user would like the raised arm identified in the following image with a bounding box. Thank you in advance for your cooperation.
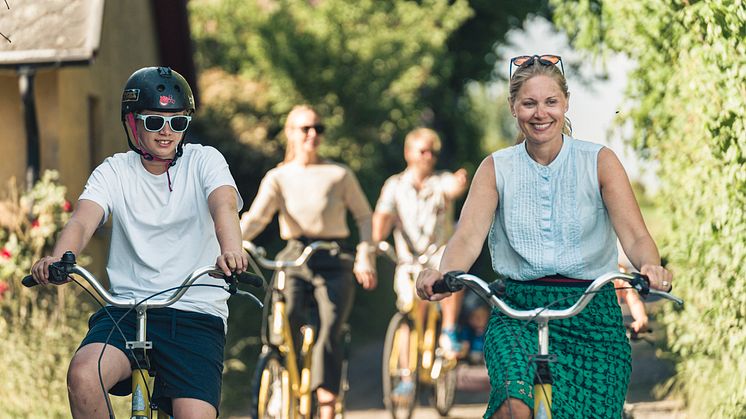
[372,211,395,243]
[443,168,469,200]
[417,156,498,301]
[598,148,672,291]
[209,185,248,276]
[30,199,103,284]
[343,169,377,290]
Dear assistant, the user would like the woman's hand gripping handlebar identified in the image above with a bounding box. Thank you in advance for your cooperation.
[22,251,266,308]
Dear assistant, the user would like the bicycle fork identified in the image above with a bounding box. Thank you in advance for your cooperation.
[533,320,553,419]
[269,272,316,419]
[128,306,171,419]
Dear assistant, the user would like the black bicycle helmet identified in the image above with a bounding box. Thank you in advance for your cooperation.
[121,66,195,119]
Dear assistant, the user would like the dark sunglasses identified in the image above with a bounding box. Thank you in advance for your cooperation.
[135,114,192,133]
[509,54,564,78]
[297,124,326,135]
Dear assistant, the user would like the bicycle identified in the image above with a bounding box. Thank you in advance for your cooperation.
[433,270,684,419]
[244,239,352,419]
[377,242,458,419]
[22,250,264,419]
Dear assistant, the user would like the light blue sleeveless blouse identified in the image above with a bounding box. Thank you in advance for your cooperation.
[488,136,618,281]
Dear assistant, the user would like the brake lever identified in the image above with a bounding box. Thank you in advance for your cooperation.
[630,272,650,297]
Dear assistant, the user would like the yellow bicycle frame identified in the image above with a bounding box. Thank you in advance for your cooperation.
[389,296,449,386]
[130,369,171,419]
[258,270,316,419]
[533,321,553,419]
[534,383,552,419]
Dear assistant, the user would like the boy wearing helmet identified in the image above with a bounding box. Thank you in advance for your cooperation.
[29,67,247,418]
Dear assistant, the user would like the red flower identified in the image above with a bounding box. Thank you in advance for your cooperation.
[1,247,10,259]
[63,200,72,212]
[31,219,40,228]
[0,281,9,301]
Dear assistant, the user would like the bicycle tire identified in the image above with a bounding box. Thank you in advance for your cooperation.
[333,324,352,419]
[382,312,418,419]
[251,347,292,419]
[430,358,457,417]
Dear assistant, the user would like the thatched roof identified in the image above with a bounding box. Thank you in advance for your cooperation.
[0,0,104,67]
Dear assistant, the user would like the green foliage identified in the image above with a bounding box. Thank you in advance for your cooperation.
[188,0,545,194]
[0,171,79,318]
[0,172,117,416]
[550,0,746,416]
[0,171,71,285]
[191,0,472,190]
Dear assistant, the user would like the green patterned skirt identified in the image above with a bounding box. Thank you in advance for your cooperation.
[483,280,631,419]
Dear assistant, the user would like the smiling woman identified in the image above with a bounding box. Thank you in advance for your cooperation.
[508,54,571,153]
[415,54,672,419]
[240,105,378,419]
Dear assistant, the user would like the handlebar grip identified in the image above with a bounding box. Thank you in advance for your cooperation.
[433,270,467,293]
[235,271,265,288]
[22,264,71,287]
[22,275,38,287]
[432,280,451,294]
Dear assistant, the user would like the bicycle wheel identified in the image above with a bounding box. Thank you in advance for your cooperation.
[382,312,418,419]
[333,324,351,419]
[251,347,292,419]
[430,357,458,417]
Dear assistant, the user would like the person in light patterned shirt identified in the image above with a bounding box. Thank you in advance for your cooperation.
[373,128,468,378]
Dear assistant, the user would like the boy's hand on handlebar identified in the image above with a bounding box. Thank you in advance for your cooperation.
[30,256,68,285]
[640,264,673,292]
[215,250,249,276]
[416,268,450,301]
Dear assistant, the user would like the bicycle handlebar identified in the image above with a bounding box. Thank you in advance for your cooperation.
[375,241,438,266]
[242,239,340,270]
[22,251,264,308]
[435,271,683,322]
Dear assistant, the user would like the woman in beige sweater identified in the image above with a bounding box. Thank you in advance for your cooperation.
[240,105,376,419]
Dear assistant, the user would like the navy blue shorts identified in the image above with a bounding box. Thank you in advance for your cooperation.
[79,307,225,415]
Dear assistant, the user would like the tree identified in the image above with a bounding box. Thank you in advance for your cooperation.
[189,0,546,194]
[550,1,746,416]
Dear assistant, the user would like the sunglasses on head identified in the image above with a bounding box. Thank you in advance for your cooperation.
[509,54,564,78]
[297,124,326,135]
[135,114,192,133]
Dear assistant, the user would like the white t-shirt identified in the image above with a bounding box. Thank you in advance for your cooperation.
[79,144,243,322]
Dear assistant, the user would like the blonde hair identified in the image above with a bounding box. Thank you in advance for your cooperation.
[508,61,572,143]
[404,127,442,153]
[282,104,319,164]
